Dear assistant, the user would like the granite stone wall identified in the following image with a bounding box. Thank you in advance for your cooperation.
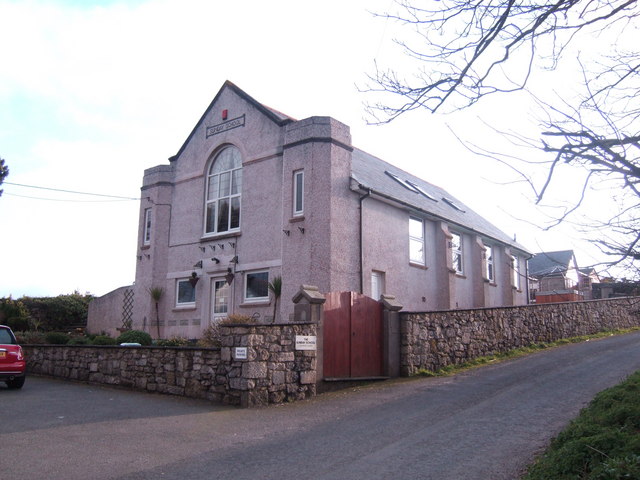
[401,297,640,375]
[25,322,317,408]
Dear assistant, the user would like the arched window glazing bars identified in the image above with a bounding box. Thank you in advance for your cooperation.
[205,146,242,235]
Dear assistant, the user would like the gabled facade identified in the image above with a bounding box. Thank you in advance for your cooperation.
[528,250,597,302]
[92,81,531,338]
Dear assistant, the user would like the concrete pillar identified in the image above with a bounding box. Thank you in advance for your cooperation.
[291,285,326,386]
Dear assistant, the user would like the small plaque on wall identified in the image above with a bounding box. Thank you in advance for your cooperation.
[295,335,316,351]
[234,347,248,360]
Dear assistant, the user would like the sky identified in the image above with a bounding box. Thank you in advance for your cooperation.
[0,0,615,298]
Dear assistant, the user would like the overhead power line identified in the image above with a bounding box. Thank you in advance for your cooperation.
[4,182,140,200]
[3,192,136,203]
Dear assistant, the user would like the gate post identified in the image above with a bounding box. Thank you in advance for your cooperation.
[381,294,403,378]
[292,285,326,387]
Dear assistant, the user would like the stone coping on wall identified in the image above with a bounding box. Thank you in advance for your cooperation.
[22,344,221,350]
[401,295,640,315]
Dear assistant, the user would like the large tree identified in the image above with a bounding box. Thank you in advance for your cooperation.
[0,157,8,197]
[366,0,640,275]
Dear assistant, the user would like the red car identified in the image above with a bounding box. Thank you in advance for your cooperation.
[0,325,26,389]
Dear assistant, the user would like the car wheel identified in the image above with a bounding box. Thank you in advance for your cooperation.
[6,376,25,389]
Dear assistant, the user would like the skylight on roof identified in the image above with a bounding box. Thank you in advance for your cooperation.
[385,171,420,193]
[443,197,466,212]
[406,180,438,202]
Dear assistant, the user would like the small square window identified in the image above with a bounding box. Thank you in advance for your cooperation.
[176,279,196,306]
[245,270,269,302]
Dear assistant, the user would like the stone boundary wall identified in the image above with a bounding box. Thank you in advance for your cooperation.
[25,322,317,407]
[401,297,640,375]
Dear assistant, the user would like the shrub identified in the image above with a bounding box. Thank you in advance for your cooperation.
[14,330,46,344]
[4,315,30,332]
[19,292,93,331]
[155,336,190,347]
[44,332,70,345]
[0,296,30,331]
[67,336,91,345]
[197,322,221,347]
[92,335,117,345]
[116,329,152,346]
[219,313,255,325]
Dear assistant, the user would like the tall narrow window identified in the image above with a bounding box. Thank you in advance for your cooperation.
[293,170,304,216]
[451,232,463,274]
[409,217,425,265]
[143,208,152,245]
[486,245,494,282]
[205,146,242,235]
[512,255,521,290]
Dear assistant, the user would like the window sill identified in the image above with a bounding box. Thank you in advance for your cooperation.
[173,305,196,312]
[455,274,467,279]
[239,301,270,308]
[409,262,428,270]
[289,216,305,223]
[200,231,241,242]
[140,245,150,250]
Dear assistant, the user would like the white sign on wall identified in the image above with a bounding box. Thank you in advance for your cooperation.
[234,347,248,360]
[295,335,317,351]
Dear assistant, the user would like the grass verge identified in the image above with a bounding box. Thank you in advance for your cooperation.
[522,369,640,479]
[414,327,640,378]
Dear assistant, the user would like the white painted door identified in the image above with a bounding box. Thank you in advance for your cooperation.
[211,279,230,323]
[371,270,385,301]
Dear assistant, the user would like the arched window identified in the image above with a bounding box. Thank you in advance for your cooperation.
[205,146,242,234]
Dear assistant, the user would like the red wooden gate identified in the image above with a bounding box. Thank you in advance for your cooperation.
[323,292,383,379]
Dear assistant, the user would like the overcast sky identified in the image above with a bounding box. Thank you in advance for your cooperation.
[0,0,608,298]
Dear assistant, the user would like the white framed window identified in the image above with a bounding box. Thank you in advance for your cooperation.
[143,208,152,245]
[512,255,521,290]
[451,232,463,274]
[486,245,494,282]
[205,146,242,235]
[409,217,425,265]
[176,279,196,306]
[293,170,304,216]
[244,270,269,302]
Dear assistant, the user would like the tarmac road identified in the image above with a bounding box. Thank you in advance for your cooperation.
[2,330,639,480]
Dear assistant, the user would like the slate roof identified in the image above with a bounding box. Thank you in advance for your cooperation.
[350,148,530,253]
[528,250,576,277]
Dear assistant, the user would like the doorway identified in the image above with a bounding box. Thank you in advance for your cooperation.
[211,279,231,323]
